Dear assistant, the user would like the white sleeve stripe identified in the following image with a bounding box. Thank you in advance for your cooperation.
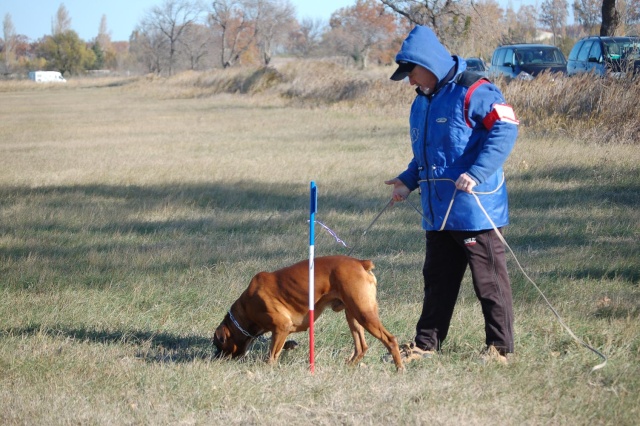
[494,104,518,124]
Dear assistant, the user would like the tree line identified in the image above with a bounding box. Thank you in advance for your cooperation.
[2,0,639,77]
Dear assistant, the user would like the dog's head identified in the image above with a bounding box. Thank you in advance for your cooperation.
[212,317,251,359]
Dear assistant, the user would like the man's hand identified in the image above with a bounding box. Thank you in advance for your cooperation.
[384,178,411,205]
[455,173,477,193]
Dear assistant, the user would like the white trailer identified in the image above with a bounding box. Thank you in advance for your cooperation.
[28,71,67,83]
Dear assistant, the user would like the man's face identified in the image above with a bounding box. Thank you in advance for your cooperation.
[408,65,438,95]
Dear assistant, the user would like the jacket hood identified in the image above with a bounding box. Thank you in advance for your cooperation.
[393,26,456,83]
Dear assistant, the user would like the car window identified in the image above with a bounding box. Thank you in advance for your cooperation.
[568,41,583,60]
[547,48,567,64]
[515,50,528,64]
[493,48,506,66]
[577,40,594,61]
[588,41,602,61]
[504,48,515,65]
[466,59,485,71]
[514,48,565,65]
[602,38,639,60]
[623,42,640,60]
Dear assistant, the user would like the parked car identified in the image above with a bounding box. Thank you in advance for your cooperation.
[28,70,67,83]
[465,57,488,77]
[567,36,640,77]
[489,44,567,80]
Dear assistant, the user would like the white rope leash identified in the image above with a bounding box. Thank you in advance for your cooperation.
[305,182,608,371]
[409,178,607,371]
[314,220,348,248]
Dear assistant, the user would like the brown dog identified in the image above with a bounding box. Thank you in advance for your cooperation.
[212,255,404,371]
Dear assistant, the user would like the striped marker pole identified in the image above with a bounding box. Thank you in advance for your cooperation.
[308,181,317,374]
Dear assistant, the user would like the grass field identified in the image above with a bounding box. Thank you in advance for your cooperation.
[1,73,639,425]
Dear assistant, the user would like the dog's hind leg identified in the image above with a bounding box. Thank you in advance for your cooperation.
[357,313,404,372]
[345,310,369,365]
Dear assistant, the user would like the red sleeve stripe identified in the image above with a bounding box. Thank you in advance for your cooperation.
[482,104,519,130]
[464,79,490,127]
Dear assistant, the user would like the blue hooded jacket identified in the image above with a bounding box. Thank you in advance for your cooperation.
[395,26,519,231]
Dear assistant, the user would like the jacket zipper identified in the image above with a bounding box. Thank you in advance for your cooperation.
[423,96,436,224]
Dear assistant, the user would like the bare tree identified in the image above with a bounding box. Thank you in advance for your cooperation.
[52,3,72,35]
[253,0,297,66]
[178,23,213,69]
[619,0,640,33]
[3,13,16,73]
[141,0,204,75]
[379,0,468,37]
[286,17,325,57]
[573,0,602,33]
[324,0,399,68]
[130,27,168,74]
[209,0,257,67]
[503,4,538,44]
[455,0,506,59]
[601,0,621,35]
[539,0,569,45]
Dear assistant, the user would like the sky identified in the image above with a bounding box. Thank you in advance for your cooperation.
[0,0,360,42]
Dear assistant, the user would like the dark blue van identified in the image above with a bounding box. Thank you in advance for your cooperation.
[567,36,640,77]
[489,44,567,80]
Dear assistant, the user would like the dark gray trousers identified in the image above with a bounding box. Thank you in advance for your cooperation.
[414,229,514,354]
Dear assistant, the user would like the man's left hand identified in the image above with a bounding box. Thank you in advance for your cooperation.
[455,173,477,193]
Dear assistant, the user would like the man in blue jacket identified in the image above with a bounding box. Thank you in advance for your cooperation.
[385,26,519,363]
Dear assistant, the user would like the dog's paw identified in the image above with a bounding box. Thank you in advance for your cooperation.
[283,340,299,350]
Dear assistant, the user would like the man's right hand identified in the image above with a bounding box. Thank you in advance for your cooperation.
[384,178,411,205]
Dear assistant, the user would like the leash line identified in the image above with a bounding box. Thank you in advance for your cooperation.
[347,198,393,256]
[313,220,348,248]
[469,191,607,371]
[352,179,607,371]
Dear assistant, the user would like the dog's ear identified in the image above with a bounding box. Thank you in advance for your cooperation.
[214,326,227,345]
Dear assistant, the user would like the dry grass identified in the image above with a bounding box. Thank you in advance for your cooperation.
[500,72,640,143]
[0,62,639,425]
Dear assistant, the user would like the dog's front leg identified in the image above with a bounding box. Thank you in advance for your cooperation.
[267,330,289,364]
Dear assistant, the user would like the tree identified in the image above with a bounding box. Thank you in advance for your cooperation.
[601,0,621,35]
[91,42,105,69]
[52,3,72,35]
[93,15,119,70]
[253,0,297,66]
[96,15,112,48]
[324,0,399,68]
[379,0,467,38]
[503,4,538,44]
[619,0,640,33]
[627,0,640,23]
[539,0,569,45]
[3,13,17,73]
[37,30,96,75]
[178,23,213,70]
[139,0,203,75]
[208,0,257,68]
[573,0,601,33]
[286,17,325,57]
[129,27,168,74]
[452,0,505,59]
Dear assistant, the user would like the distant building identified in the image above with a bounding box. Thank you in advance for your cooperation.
[534,30,554,42]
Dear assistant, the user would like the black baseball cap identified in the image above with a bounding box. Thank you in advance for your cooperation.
[390,61,416,81]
